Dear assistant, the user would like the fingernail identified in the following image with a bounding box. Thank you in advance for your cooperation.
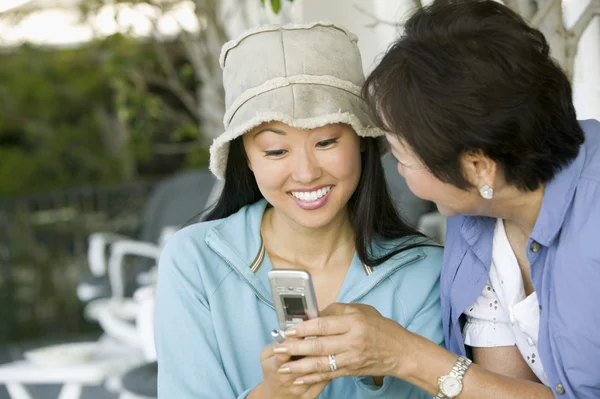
[273,347,289,354]
[278,367,291,374]
[284,329,297,337]
[293,379,305,385]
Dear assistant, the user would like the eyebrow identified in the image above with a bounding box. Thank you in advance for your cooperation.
[254,128,287,137]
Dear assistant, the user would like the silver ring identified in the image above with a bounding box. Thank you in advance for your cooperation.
[328,354,337,372]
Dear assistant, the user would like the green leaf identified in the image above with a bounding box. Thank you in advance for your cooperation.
[271,0,281,13]
[260,0,265,6]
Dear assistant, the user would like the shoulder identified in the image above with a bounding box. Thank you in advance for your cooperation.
[580,119,600,181]
[160,200,264,261]
[555,121,600,263]
[155,220,228,301]
[157,207,250,291]
[563,124,600,249]
[378,235,443,289]
[377,234,443,265]
[159,218,224,264]
[377,238,443,330]
[553,185,600,282]
[409,241,443,278]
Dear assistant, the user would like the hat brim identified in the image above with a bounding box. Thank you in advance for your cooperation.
[209,83,386,180]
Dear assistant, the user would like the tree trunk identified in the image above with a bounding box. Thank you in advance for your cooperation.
[93,105,136,181]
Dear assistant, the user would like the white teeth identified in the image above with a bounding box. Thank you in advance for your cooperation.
[291,186,332,202]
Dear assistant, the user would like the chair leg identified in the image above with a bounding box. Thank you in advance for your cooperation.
[57,383,83,399]
[6,384,34,399]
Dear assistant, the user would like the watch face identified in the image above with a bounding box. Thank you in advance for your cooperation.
[441,375,462,396]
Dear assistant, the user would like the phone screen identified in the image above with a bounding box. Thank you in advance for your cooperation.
[282,296,307,317]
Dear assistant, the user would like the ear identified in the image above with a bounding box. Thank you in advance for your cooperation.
[246,156,253,171]
[460,151,497,189]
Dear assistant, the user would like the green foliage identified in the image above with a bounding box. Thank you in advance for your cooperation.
[183,146,210,169]
[260,0,294,13]
[0,0,298,197]
[0,35,205,196]
[0,45,124,195]
[103,36,200,158]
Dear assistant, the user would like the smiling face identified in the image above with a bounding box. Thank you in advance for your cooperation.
[242,122,362,229]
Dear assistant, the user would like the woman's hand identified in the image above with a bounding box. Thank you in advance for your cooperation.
[250,341,329,399]
[273,303,417,385]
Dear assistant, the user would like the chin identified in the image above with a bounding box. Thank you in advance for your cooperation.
[287,201,346,230]
[289,209,339,230]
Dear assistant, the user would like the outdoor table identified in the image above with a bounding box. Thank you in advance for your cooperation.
[0,338,144,399]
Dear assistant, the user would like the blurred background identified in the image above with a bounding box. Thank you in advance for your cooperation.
[0,0,598,398]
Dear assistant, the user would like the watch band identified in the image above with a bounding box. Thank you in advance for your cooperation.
[434,356,473,399]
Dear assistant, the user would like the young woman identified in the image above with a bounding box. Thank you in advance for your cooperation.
[153,22,444,399]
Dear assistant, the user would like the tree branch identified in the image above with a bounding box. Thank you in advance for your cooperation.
[569,0,600,44]
[141,12,201,120]
[530,0,557,28]
[353,4,399,28]
[142,72,200,121]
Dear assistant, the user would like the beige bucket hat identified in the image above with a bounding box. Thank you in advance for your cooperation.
[209,21,385,180]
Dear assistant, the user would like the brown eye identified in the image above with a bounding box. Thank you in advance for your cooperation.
[264,149,287,157]
[316,138,338,148]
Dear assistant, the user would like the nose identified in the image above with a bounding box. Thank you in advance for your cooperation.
[291,149,322,184]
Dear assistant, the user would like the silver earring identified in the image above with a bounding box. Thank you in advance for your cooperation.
[479,184,494,200]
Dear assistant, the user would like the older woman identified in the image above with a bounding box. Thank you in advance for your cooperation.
[273,1,600,398]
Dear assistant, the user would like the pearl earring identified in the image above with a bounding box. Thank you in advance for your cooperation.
[479,184,494,200]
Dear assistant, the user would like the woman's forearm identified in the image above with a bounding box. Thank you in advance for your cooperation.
[396,333,554,398]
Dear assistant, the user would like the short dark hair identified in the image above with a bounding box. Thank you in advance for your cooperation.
[363,0,584,191]
[203,135,431,267]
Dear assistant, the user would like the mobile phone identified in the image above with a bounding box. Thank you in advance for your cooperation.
[268,269,320,331]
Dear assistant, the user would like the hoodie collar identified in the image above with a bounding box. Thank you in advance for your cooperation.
[204,199,426,306]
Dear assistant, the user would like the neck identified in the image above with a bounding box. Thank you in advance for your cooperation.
[261,206,355,273]
[487,184,545,236]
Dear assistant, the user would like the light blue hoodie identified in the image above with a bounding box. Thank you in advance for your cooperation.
[154,199,444,398]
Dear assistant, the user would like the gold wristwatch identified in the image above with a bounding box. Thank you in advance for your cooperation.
[434,356,472,399]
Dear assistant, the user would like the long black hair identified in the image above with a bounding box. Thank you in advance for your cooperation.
[203,135,434,267]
